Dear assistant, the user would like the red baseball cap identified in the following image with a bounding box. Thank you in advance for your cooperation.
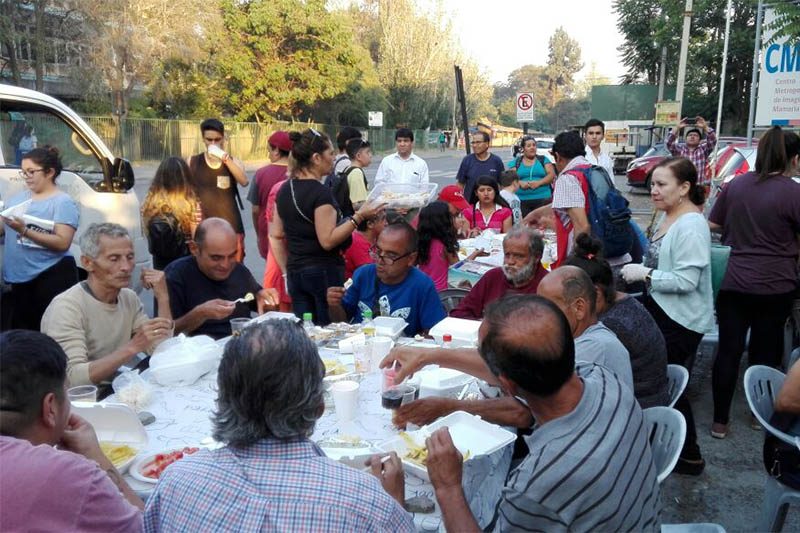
[439,184,469,211]
[268,131,293,152]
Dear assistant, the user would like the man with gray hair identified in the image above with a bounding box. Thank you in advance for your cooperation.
[41,222,173,386]
[451,226,548,319]
[144,320,415,532]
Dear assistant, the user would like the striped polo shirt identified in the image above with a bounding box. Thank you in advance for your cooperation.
[491,363,662,532]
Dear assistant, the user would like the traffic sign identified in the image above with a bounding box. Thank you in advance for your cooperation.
[368,111,383,127]
[516,92,534,122]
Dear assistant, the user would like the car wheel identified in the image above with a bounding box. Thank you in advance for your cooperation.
[644,174,651,191]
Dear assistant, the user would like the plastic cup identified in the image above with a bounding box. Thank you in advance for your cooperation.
[68,385,97,403]
[230,318,250,335]
[370,336,394,368]
[352,339,371,373]
[401,384,417,406]
[330,380,359,422]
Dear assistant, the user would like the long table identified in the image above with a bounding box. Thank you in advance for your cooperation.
[114,342,512,532]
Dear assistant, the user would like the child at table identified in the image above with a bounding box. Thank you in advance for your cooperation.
[462,175,513,236]
[499,170,522,226]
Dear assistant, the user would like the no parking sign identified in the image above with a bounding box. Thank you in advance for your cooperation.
[516,92,534,122]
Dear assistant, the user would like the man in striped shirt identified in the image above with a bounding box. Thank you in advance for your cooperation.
[425,294,662,532]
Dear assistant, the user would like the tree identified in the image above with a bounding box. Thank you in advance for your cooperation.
[493,64,550,127]
[765,0,800,44]
[216,0,369,122]
[545,27,583,107]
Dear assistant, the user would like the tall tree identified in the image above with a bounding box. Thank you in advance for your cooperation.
[545,27,583,107]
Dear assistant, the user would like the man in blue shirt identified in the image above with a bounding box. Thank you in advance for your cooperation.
[327,223,446,336]
[455,131,506,203]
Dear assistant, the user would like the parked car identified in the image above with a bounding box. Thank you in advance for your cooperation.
[626,137,752,189]
[0,84,147,292]
[511,135,555,160]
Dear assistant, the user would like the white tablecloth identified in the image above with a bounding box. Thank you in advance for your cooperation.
[113,342,512,531]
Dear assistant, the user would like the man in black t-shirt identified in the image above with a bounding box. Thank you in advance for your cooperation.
[166,218,278,339]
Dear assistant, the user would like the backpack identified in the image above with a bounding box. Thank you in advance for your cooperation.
[329,166,367,218]
[514,154,546,170]
[575,165,634,258]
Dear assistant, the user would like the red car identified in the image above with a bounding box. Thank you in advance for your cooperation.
[626,137,752,189]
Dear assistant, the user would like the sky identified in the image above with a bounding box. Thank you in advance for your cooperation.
[441,0,627,84]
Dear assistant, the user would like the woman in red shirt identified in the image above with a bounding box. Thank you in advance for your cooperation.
[462,176,513,235]
[344,212,386,280]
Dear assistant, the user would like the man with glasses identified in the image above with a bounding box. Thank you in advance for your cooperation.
[327,222,446,336]
[455,131,506,204]
[187,118,249,262]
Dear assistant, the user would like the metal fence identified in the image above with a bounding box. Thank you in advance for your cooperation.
[80,116,434,162]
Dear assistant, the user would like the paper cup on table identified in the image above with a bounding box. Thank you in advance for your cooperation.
[68,385,97,403]
[369,336,394,368]
[330,380,359,423]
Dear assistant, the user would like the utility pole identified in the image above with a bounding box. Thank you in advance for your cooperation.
[746,0,764,147]
[675,0,693,114]
[454,65,470,155]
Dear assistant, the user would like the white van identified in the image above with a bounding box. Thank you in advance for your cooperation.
[0,84,148,292]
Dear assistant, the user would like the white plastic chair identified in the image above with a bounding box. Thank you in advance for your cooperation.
[643,406,686,484]
[744,365,800,532]
[666,364,689,408]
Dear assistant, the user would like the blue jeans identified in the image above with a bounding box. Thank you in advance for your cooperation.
[287,264,344,326]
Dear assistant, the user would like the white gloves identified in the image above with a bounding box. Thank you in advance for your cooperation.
[621,263,652,283]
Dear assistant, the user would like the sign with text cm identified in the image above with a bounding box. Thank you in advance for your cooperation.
[516,92,535,122]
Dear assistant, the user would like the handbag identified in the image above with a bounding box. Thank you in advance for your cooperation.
[710,243,731,302]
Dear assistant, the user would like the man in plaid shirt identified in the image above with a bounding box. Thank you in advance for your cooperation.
[666,116,717,183]
[144,320,414,532]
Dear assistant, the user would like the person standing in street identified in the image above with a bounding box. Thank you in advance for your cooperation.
[666,116,717,182]
[438,131,446,152]
[583,118,615,178]
[455,131,505,203]
[508,135,556,216]
[374,128,429,186]
[331,126,363,183]
[248,131,292,261]
[187,118,249,262]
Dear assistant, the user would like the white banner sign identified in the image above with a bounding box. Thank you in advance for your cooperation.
[755,9,800,127]
[368,111,383,127]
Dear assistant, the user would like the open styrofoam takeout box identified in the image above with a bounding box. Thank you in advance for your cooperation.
[378,411,516,481]
[71,402,148,473]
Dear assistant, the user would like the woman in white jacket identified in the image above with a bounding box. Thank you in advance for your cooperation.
[622,157,714,476]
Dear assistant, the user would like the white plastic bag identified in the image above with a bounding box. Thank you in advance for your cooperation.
[112,369,153,412]
[148,334,221,387]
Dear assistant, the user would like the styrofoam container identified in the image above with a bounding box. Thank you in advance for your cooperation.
[372,316,406,339]
[148,336,221,387]
[378,411,516,481]
[338,333,366,354]
[71,402,148,473]
[428,317,481,346]
[416,367,475,399]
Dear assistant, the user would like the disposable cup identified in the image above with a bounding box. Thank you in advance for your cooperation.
[230,318,250,335]
[68,385,97,403]
[352,339,371,373]
[369,336,394,368]
[330,380,359,422]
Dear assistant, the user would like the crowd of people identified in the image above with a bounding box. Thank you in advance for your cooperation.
[1,113,799,531]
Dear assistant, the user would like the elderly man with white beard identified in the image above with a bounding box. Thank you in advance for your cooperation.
[450,226,548,320]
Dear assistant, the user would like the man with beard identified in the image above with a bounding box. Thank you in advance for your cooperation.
[451,227,547,320]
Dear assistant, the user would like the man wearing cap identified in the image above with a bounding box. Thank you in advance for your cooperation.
[248,131,292,260]
[188,118,249,261]
[438,184,471,238]
[666,116,717,181]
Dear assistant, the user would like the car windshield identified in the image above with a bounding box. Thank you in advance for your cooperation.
[641,145,669,158]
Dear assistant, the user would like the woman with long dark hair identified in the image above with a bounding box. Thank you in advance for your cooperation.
[462,176,512,235]
[621,156,714,475]
[416,201,460,290]
[269,129,384,324]
[708,126,800,439]
[1,146,79,330]
[141,156,202,270]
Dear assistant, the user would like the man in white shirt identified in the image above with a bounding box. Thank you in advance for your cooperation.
[583,118,615,177]
[374,128,429,185]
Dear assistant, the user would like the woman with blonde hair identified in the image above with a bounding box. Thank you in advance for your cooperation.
[141,156,202,270]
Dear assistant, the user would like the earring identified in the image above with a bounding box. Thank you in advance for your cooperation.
[679,196,684,204]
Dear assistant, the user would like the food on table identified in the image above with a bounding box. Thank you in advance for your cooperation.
[139,447,200,480]
[317,435,368,449]
[115,380,152,412]
[99,442,138,468]
[307,326,335,344]
[397,432,470,466]
[322,358,348,377]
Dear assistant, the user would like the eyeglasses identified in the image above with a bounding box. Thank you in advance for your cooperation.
[18,168,46,179]
[369,245,413,265]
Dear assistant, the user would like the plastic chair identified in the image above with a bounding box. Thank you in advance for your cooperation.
[666,364,689,408]
[438,288,469,313]
[643,406,686,484]
[744,365,800,532]
[661,524,726,533]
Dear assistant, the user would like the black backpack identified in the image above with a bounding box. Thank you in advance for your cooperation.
[329,166,367,218]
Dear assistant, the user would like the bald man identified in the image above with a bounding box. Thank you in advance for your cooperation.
[536,266,633,390]
[165,218,278,339]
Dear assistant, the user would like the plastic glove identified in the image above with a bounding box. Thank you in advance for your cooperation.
[621,263,652,283]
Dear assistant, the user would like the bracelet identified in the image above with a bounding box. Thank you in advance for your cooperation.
[349,217,359,229]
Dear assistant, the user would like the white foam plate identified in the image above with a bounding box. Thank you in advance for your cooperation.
[72,402,148,473]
